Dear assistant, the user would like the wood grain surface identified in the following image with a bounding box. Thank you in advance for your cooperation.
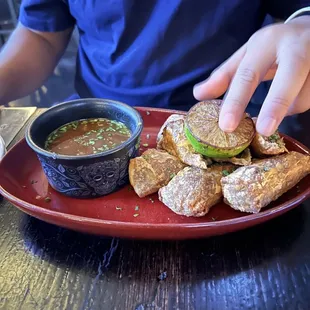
[0,109,309,310]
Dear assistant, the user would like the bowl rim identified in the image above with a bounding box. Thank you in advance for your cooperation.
[25,98,143,161]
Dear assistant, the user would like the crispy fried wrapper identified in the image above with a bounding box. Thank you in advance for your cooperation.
[221,151,310,214]
[251,117,287,157]
[129,149,186,198]
[212,148,252,166]
[158,164,235,217]
[157,114,212,169]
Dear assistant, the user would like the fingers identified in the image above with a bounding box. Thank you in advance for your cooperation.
[218,45,275,132]
[193,44,246,100]
[287,73,310,115]
[194,24,310,136]
[256,42,310,136]
[262,63,278,81]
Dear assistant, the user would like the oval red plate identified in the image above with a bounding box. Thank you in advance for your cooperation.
[0,107,309,240]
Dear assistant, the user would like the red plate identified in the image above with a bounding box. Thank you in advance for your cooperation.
[0,107,309,240]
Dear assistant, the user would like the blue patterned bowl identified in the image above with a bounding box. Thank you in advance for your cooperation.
[25,98,143,198]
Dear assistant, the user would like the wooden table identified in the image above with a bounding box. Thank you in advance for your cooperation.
[0,108,310,310]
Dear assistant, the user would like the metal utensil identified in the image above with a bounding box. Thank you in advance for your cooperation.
[0,134,6,160]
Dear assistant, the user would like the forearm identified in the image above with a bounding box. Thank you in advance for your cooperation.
[0,24,72,104]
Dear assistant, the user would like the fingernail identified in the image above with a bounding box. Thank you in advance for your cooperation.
[219,113,236,132]
[257,117,277,136]
[194,67,222,95]
[194,77,210,92]
[193,84,204,99]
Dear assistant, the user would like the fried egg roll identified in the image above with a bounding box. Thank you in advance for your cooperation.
[212,148,252,166]
[221,151,310,213]
[157,114,212,169]
[129,148,186,198]
[158,164,234,217]
[250,117,287,157]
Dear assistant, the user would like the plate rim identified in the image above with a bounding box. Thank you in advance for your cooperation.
[0,106,309,230]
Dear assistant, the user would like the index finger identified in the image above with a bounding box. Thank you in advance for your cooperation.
[219,47,275,132]
[193,45,247,100]
[256,43,310,136]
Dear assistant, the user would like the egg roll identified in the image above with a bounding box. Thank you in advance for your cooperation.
[129,148,186,198]
[157,114,212,169]
[212,148,252,166]
[250,117,287,157]
[158,164,234,217]
[221,151,310,214]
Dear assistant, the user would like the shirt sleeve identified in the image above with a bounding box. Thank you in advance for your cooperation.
[19,0,76,32]
[264,0,310,20]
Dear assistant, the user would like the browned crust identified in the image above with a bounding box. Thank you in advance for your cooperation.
[212,148,252,166]
[156,114,212,169]
[250,117,288,157]
[129,149,185,198]
[221,151,310,213]
[158,164,235,217]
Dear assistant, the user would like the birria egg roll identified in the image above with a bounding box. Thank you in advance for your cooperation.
[129,148,186,198]
[212,148,252,166]
[221,151,310,214]
[157,114,212,169]
[158,164,234,217]
[250,117,287,157]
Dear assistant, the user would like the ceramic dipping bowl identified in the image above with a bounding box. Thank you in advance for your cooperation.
[26,98,143,198]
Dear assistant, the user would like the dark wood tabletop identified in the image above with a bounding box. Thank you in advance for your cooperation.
[0,108,310,310]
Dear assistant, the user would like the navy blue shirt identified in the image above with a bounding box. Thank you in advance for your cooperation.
[20,0,309,110]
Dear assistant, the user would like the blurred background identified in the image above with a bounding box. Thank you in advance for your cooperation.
[0,1,308,129]
[0,1,309,145]
[0,0,275,110]
[0,0,77,108]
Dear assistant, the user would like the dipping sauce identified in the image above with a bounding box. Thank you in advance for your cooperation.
[45,118,131,156]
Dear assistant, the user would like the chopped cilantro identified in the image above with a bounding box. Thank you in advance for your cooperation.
[59,127,67,132]
[142,143,149,147]
[222,170,230,176]
[268,133,279,143]
[170,173,176,179]
[143,155,150,161]
[71,122,78,130]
